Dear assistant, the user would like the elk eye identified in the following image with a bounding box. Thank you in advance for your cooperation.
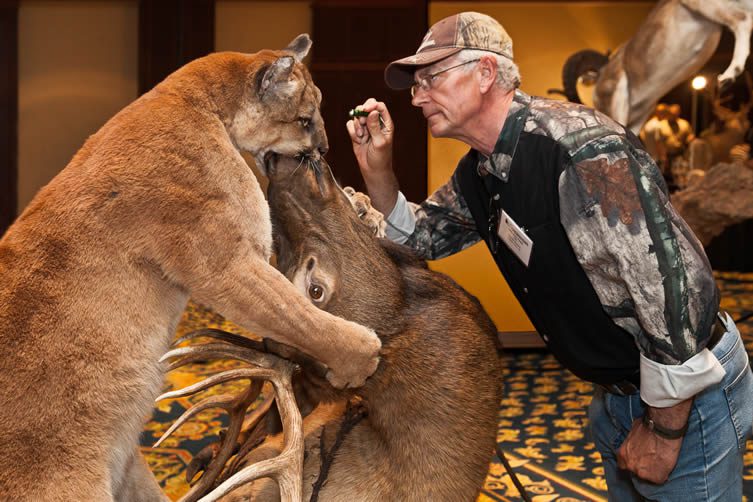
[298,117,311,128]
[308,284,324,300]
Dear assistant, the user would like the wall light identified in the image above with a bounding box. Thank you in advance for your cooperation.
[692,76,708,90]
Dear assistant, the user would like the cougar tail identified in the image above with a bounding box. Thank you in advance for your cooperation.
[562,49,609,103]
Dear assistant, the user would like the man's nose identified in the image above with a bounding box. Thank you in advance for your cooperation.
[411,88,429,107]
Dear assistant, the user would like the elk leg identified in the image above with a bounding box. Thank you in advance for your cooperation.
[721,12,753,84]
[683,0,753,84]
[189,256,381,389]
[594,64,632,130]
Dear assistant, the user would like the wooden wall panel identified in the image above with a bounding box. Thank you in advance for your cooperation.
[138,0,214,95]
[311,1,428,202]
[0,1,18,236]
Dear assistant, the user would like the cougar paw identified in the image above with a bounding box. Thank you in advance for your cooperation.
[325,329,381,389]
[342,186,387,237]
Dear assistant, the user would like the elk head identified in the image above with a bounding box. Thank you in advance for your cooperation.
[266,155,404,335]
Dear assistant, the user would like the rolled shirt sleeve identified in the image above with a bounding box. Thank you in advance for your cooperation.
[640,348,725,407]
[384,174,481,260]
[385,191,416,244]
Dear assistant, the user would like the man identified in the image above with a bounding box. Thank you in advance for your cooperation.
[639,103,670,168]
[346,11,752,501]
[663,104,695,190]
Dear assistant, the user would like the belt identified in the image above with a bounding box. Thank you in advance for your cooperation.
[598,312,728,397]
[598,379,639,396]
[707,311,727,351]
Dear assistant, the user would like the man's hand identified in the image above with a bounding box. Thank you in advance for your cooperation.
[345,98,400,215]
[617,399,693,483]
[346,98,394,175]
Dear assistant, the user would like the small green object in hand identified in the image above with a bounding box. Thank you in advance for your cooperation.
[348,108,370,118]
[349,108,385,128]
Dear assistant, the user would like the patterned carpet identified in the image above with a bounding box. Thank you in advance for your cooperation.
[141,272,753,501]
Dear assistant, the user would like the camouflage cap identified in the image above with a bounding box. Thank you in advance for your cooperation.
[385,12,514,90]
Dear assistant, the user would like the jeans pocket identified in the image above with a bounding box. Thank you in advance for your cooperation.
[604,392,633,451]
[724,362,753,450]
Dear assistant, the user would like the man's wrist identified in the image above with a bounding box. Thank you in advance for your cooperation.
[642,398,693,440]
[642,412,688,439]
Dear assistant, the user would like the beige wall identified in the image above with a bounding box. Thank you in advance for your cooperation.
[18,0,138,212]
[216,1,311,54]
[426,2,655,332]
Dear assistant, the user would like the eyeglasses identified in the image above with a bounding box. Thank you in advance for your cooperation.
[410,59,480,98]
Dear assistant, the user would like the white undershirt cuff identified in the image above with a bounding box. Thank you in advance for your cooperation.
[385,191,416,244]
[640,349,725,407]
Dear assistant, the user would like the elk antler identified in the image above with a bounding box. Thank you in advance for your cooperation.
[709,71,753,124]
[156,329,304,502]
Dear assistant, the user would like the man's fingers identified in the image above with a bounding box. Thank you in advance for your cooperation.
[366,111,384,137]
[346,119,359,142]
[373,101,394,132]
[346,118,370,145]
[616,445,628,470]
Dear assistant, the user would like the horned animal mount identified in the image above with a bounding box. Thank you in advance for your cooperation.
[558,0,753,132]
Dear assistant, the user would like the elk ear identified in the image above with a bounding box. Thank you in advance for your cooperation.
[257,56,295,100]
[285,34,312,62]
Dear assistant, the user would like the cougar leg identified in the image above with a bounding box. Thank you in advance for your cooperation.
[113,450,168,502]
[189,256,380,389]
[683,0,753,83]
[114,451,166,502]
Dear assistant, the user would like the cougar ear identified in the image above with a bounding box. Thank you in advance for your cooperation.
[285,33,312,62]
[257,56,295,99]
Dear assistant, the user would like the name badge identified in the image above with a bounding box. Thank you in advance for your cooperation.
[497,210,533,266]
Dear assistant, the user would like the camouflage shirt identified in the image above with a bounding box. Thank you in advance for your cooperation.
[386,90,724,405]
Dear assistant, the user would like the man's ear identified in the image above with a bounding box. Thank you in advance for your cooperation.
[478,56,498,93]
[257,56,295,100]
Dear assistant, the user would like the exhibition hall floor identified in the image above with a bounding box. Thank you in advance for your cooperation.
[142,272,753,501]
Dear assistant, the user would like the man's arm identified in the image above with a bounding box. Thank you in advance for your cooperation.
[346,98,399,215]
[559,136,723,483]
[347,99,481,259]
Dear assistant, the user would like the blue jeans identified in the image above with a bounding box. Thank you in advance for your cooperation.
[588,314,753,501]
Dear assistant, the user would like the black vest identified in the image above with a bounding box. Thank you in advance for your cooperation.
[456,133,640,386]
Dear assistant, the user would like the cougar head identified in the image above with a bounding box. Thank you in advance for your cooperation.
[228,34,329,175]
[266,155,403,328]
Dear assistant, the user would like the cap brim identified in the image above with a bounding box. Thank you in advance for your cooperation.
[384,47,463,90]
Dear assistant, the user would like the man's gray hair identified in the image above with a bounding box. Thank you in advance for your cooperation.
[456,49,521,91]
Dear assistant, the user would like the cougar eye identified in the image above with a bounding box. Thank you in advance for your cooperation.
[298,117,311,128]
[308,283,324,301]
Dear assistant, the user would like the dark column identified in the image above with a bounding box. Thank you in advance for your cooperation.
[311,0,428,203]
[138,0,215,95]
[0,0,18,236]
